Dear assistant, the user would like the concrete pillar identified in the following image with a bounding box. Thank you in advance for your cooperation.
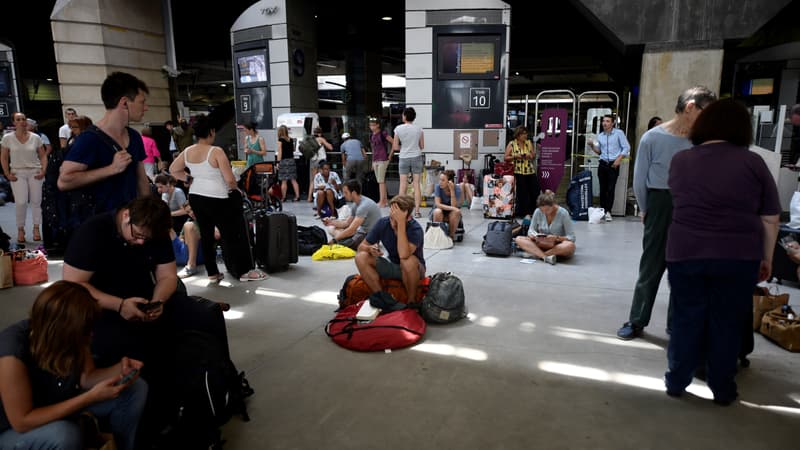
[345,48,381,142]
[636,43,723,147]
[50,0,170,126]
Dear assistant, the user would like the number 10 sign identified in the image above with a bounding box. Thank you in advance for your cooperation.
[469,88,490,109]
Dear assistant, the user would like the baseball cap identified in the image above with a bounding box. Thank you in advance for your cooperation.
[341,132,351,139]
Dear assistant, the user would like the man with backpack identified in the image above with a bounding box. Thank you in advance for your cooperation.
[355,194,425,304]
[57,72,151,215]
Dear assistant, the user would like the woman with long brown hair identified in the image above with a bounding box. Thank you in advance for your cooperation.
[0,281,147,450]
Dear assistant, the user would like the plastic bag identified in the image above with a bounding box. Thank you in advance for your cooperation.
[588,207,605,224]
[312,244,356,261]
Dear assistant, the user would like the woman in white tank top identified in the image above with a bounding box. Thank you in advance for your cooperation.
[169,116,266,283]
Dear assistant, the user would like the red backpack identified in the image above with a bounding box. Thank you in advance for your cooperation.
[325,301,426,351]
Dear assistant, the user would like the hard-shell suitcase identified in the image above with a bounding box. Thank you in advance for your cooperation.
[253,212,299,272]
[482,174,515,219]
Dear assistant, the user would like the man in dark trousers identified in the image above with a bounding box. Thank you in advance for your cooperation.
[617,86,717,340]
[588,114,630,222]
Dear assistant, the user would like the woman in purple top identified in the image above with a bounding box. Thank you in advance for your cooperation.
[664,99,780,405]
[368,118,392,207]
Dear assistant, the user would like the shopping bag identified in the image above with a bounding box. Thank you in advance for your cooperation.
[12,250,49,286]
[0,251,12,288]
[588,207,605,224]
[753,285,789,331]
[312,244,356,261]
[760,305,800,352]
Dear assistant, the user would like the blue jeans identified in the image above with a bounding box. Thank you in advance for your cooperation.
[0,378,148,450]
[665,259,758,402]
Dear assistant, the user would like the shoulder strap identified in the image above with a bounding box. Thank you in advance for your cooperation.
[85,125,123,152]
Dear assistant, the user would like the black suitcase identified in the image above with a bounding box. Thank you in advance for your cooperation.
[253,212,299,272]
[363,171,379,203]
[772,225,799,283]
[220,192,257,279]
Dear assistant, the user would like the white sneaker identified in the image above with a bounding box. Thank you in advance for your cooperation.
[604,212,613,222]
[544,255,557,265]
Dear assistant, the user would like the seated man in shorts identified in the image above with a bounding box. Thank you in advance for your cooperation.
[313,161,342,218]
[355,195,425,303]
[323,180,382,250]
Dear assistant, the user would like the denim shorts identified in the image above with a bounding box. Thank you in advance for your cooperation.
[398,155,424,175]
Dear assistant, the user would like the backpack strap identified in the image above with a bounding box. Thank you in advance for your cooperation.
[85,124,124,153]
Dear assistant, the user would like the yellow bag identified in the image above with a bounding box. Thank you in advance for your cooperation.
[312,244,356,261]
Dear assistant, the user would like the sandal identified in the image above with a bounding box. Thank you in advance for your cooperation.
[208,273,225,285]
[17,229,25,244]
[239,269,267,282]
[33,226,41,242]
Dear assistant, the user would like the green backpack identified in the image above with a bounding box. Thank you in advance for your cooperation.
[299,135,319,160]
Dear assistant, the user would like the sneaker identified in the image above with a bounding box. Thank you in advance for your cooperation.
[616,322,643,340]
[604,212,613,222]
[543,255,557,265]
[177,266,199,279]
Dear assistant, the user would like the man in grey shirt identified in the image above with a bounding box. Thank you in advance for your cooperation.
[340,132,367,185]
[323,179,381,250]
[617,86,717,340]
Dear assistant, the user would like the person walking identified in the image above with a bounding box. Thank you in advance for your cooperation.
[616,86,717,340]
[1,112,47,243]
[588,115,630,221]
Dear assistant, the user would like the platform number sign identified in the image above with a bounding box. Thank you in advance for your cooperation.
[240,95,251,114]
[469,88,491,110]
[0,103,7,117]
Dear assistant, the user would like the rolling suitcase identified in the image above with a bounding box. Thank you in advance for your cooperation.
[363,170,379,203]
[221,193,257,279]
[482,174,515,219]
[253,212,299,272]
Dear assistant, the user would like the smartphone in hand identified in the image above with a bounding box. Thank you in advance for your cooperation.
[138,301,163,312]
[780,234,797,252]
[114,368,139,386]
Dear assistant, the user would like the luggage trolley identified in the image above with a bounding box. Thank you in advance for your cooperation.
[238,162,282,212]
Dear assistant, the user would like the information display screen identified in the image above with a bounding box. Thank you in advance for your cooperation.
[437,34,500,79]
[237,54,267,85]
[0,67,10,97]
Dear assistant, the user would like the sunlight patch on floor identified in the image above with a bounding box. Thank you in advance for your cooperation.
[300,290,339,306]
[550,326,663,350]
[740,401,800,416]
[223,309,245,320]
[411,343,488,361]
[253,287,297,299]
[518,322,536,333]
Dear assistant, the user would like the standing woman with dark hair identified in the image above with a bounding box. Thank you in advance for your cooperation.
[276,125,300,202]
[0,281,147,450]
[664,99,780,405]
[243,122,266,168]
[504,125,539,218]
[170,115,266,282]
[1,112,47,243]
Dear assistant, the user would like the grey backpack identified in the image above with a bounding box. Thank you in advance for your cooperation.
[482,221,513,256]
[420,272,467,324]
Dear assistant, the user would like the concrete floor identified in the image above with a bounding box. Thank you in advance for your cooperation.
[1,199,799,449]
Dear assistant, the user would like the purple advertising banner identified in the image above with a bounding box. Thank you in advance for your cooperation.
[538,108,568,193]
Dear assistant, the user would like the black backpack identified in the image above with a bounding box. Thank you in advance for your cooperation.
[297,225,328,255]
[420,272,467,324]
[162,329,254,449]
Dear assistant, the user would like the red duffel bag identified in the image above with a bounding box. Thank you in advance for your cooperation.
[12,250,48,286]
[325,301,426,352]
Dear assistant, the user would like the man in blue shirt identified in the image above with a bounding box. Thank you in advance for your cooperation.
[58,72,151,216]
[589,115,630,222]
[355,194,425,303]
[340,132,366,186]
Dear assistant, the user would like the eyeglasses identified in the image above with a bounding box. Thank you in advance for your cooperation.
[129,223,151,242]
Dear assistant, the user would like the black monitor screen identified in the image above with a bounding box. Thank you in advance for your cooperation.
[237,54,267,85]
[437,34,500,79]
[0,67,10,97]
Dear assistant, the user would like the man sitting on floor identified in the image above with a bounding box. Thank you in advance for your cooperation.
[313,161,342,218]
[355,195,425,303]
[323,180,382,250]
